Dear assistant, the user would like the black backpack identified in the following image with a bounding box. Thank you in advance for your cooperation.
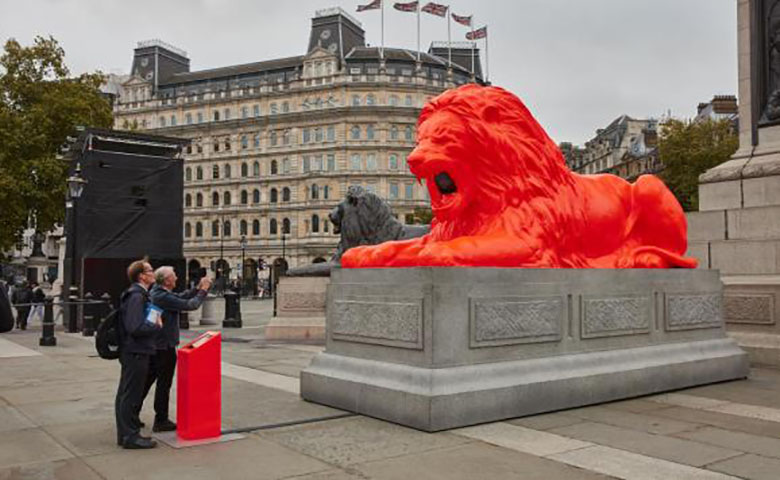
[95,308,121,360]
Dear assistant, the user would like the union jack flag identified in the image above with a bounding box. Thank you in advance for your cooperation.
[466,26,487,40]
[451,12,472,26]
[421,2,447,17]
[393,1,418,12]
[356,0,381,12]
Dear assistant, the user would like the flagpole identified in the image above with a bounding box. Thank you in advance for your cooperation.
[416,1,421,63]
[381,0,385,60]
[471,17,475,76]
[447,6,451,68]
[485,26,489,82]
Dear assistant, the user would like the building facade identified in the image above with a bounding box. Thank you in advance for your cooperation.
[112,8,483,282]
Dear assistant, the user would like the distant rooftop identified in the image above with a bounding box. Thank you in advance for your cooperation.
[136,39,188,58]
[315,7,362,28]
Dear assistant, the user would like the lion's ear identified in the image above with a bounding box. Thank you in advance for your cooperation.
[482,105,502,123]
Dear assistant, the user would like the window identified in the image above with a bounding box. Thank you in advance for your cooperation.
[185,167,192,182]
[253,161,260,176]
[282,187,290,202]
[282,218,291,234]
[366,94,375,105]
[282,101,289,113]
[223,191,231,206]
[241,135,248,149]
[389,95,399,106]
[197,112,204,123]
[252,189,260,203]
[405,95,413,106]
[185,223,191,238]
[159,116,166,127]
[241,106,248,119]
[327,154,335,171]
[366,125,375,140]
[271,160,278,174]
[389,154,399,170]
[351,126,360,140]
[315,127,323,142]
[270,188,278,203]
[283,157,290,173]
[240,220,247,236]
[184,194,192,207]
[324,220,329,233]
[390,125,399,140]
[197,143,203,154]
[253,105,260,117]
[212,192,219,206]
[350,154,361,170]
[241,190,248,205]
[224,138,231,151]
[311,184,319,200]
[390,183,399,199]
[170,115,177,126]
[313,155,323,171]
[223,220,231,237]
[252,219,260,235]
[270,103,278,114]
[212,165,219,179]
[213,110,220,122]
[196,193,203,207]
[270,219,278,235]
[270,131,277,146]
[185,113,192,125]
[303,156,310,172]
[253,134,260,148]
[241,163,248,177]
[196,222,203,237]
[213,139,220,153]
[405,183,414,199]
[352,95,360,106]
[223,108,230,120]
[312,214,320,233]
[327,126,335,142]
[366,154,377,171]
[283,130,290,145]
[405,125,414,141]
[224,164,231,178]
[212,220,219,237]
[303,129,311,143]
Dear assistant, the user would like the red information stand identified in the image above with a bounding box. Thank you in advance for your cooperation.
[177,331,221,440]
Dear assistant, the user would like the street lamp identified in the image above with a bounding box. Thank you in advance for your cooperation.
[239,234,247,297]
[66,162,87,333]
[217,206,225,294]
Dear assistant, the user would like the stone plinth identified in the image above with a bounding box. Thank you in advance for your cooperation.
[264,276,327,343]
[301,268,748,432]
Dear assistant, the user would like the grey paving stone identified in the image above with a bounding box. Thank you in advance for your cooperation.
[0,405,35,433]
[0,379,116,405]
[564,405,701,435]
[549,422,742,467]
[682,381,780,409]
[0,428,73,469]
[14,394,114,427]
[42,419,123,457]
[506,412,585,431]
[677,426,780,460]
[0,458,102,480]
[260,416,469,467]
[353,442,613,480]
[708,454,780,480]
[648,405,780,438]
[83,435,330,480]
[605,398,675,414]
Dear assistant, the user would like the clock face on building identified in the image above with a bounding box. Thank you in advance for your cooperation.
[328,43,338,54]
[320,29,331,40]
[140,57,149,67]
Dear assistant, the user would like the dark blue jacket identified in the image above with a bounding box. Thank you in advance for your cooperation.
[149,285,207,349]
[119,283,161,355]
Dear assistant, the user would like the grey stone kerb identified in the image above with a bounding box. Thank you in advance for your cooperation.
[300,267,749,431]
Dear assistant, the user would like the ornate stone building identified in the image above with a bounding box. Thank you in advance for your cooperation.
[112,8,483,282]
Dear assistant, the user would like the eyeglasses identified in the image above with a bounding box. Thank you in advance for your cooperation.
[143,269,154,274]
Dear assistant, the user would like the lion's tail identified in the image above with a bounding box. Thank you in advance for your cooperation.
[625,246,699,269]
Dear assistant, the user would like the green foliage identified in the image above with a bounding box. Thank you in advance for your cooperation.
[658,118,738,211]
[0,36,113,251]
[412,207,433,225]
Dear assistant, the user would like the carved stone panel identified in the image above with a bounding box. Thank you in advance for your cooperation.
[278,291,327,313]
[724,293,776,325]
[469,296,563,348]
[582,295,651,339]
[331,298,424,349]
[666,293,722,331]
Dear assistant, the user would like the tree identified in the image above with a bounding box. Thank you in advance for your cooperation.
[412,206,433,225]
[0,36,113,252]
[658,118,738,212]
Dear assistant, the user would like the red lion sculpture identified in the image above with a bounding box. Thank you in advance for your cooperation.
[342,85,697,269]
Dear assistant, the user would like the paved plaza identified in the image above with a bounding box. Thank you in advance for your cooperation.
[1,301,780,479]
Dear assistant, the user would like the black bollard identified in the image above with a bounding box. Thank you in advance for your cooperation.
[222,291,242,328]
[67,286,79,333]
[100,293,112,320]
[39,297,56,346]
[179,311,190,330]
[82,292,95,336]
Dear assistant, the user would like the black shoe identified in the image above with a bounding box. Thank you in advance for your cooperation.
[122,436,157,449]
[152,419,177,432]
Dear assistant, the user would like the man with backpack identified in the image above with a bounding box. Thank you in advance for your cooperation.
[26,282,46,326]
[11,281,32,330]
[139,266,211,433]
[115,259,162,449]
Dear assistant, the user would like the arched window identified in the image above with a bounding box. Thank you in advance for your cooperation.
[270,218,278,235]
[352,95,361,106]
[196,193,203,207]
[224,164,231,178]
[240,135,248,149]
[241,190,248,205]
[270,188,278,203]
[212,165,219,179]
[185,194,192,207]
[196,222,203,237]
[223,220,231,237]
[312,214,320,233]
[366,125,375,140]
[405,125,414,141]
[185,167,192,182]
[252,219,260,236]
[311,184,319,200]
[366,94,375,105]
[253,189,260,204]
[212,192,219,206]
[350,126,360,140]
[212,220,219,237]
[184,222,192,238]
[271,160,278,174]
[241,163,248,177]
[253,161,260,176]
[390,125,399,140]
[283,130,290,145]
[389,95,399,106]
[389,154,399,170]
[282,218,291,234]
[282,187,290,202]
[240,220,248,236]
[324,185,330,199]
[196,166,203,180]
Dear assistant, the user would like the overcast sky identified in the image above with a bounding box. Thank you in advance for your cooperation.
[0,0,737,145]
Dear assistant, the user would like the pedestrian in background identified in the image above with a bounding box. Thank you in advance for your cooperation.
[11,281,32,330]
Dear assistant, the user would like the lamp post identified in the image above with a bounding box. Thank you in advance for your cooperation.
[217,206,225,294]
[239,234,247,297]
[66,163,87,333]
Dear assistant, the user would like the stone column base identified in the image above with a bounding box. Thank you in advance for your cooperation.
[264,317,325,343]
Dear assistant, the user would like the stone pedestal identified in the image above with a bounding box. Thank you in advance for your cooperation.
[264,276,327,343]
[686,0,780,366]
[301,268,748,432]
